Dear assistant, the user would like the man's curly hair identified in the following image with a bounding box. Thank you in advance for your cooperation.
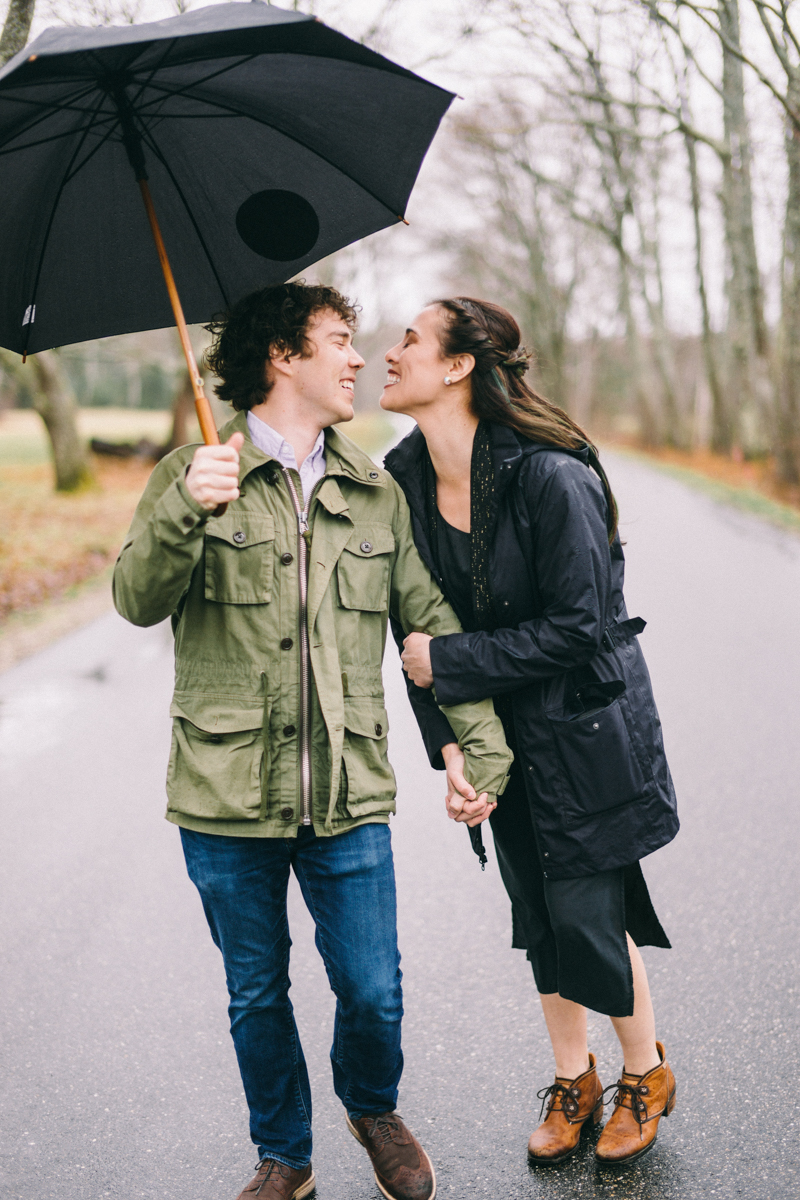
[204,282,359,412]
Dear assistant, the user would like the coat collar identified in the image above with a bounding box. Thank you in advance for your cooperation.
[384,420,529,524]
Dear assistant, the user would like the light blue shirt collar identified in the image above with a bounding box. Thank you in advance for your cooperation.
[246,411,326,500]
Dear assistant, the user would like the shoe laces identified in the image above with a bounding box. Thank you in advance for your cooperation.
[363,1113,404,1150]
[252,1159,292,1195]
[536,1081,581,1123]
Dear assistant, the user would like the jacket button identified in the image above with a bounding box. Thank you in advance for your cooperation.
[280,637,293,650]
[360,540,373,553]
[543,852,549,857]
[280,807,294,820]
[374,722,383,736]
[368,470,379,479]
[182,515,194,528]
[281,552,293,565]
[233,531,246,544]
[283,724,296,737]
[592,722,599,730]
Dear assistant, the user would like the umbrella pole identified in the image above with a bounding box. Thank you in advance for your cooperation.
[137,179,220,448]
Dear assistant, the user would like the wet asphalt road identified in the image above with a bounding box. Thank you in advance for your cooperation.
[1,450,800,1200]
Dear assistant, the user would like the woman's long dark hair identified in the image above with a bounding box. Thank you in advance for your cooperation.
[434,297,618,542]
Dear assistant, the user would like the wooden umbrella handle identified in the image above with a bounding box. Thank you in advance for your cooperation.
[138,179,228,513]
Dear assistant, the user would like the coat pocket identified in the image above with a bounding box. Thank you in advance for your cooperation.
[340,698,397,817]
[204,513,275,604]
[546,682,650,824]
[336,525,395,612]
[166,718,264,821]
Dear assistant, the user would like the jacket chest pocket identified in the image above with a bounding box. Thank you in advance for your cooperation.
[204,513,275,604]
[336,525,395,613]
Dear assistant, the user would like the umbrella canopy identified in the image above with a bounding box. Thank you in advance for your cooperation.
[0,1,455,357]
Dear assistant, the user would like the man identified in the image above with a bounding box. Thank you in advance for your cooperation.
[113,282,512,1200]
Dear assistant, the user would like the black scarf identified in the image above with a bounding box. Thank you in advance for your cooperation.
[422,420,497,633]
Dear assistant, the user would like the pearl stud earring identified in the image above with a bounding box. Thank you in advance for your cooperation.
[444,376,452,385]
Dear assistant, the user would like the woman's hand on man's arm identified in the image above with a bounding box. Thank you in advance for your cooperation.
[402,631,434,688]
[441,742,496,826]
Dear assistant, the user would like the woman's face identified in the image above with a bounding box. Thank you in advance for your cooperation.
[380,305,453,416]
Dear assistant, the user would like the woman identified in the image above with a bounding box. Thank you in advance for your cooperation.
[381,298,679,1167]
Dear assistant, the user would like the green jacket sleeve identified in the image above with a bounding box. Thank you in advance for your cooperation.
[113,451,209,628]
[387,479,513,799]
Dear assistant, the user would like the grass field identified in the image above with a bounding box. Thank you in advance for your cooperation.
[0,407,393,625]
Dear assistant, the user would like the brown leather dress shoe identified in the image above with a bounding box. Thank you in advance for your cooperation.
[347,1111,436,1200]
[234,1158,315,1199]
[595,1041,676,1165]
[527,1053,604,1164]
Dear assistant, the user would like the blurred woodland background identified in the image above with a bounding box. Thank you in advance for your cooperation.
[4,0,800,628]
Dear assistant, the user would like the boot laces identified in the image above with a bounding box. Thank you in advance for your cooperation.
[536,1081,581,1123]
[601,1080,652,1140]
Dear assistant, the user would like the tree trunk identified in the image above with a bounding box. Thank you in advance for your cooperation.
[684,127,727,450]
[776,75,800,484]
[0,0,35,65]
[718,0,772,455]
[29,351,96,492]
[616,234,658,446]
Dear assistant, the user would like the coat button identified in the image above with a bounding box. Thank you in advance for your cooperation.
[182,515,194,528]
[283,724,296,737]
[360,540,373,553]
[280,637,293,650]
[374,722,383,736]
[368,470,379,479]
[233,531,246,544]
[281,552,293,565]
[543,852,549,857]
[280,807,294,820]
[592,722,599,730]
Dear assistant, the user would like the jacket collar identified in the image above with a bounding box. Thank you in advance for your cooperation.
[384,420,530,520]
[216,410,386,489]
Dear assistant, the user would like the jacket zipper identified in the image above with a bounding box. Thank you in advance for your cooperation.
[282,469,322,827]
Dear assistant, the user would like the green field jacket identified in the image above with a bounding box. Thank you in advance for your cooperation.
[113,410,513,838]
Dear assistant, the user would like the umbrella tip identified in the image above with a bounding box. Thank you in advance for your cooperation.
[398,215,410,226]
[22,353,27,364]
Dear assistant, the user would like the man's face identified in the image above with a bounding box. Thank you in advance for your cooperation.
[276,309,365,427]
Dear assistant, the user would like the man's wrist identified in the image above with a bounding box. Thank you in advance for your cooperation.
[441,742,460,765]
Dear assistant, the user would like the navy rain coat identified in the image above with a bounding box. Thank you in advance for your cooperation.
[385,422,679,881]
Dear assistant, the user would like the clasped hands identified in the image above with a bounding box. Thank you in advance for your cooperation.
[402,632,496,828]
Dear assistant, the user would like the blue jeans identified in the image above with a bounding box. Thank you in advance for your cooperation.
[180,823,403,1169]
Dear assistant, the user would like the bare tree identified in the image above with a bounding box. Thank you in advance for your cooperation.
[441,104,576,407]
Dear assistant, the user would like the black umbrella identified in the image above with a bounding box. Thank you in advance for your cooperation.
[0,1,454,445]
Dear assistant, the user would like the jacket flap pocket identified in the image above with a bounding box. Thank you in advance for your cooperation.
[343,698,389,739]
[170,698,265,734]
[206,513,275,548]
[343,524,395,557]
[548,679,626,722]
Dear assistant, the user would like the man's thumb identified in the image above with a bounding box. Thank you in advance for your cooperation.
[451,769,476,801]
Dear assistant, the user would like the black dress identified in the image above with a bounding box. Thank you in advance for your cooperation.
[434,510,669,1018]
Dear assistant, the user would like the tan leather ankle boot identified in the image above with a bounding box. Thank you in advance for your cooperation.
[595,1041,676,1165]
[528,1053,603,1164]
